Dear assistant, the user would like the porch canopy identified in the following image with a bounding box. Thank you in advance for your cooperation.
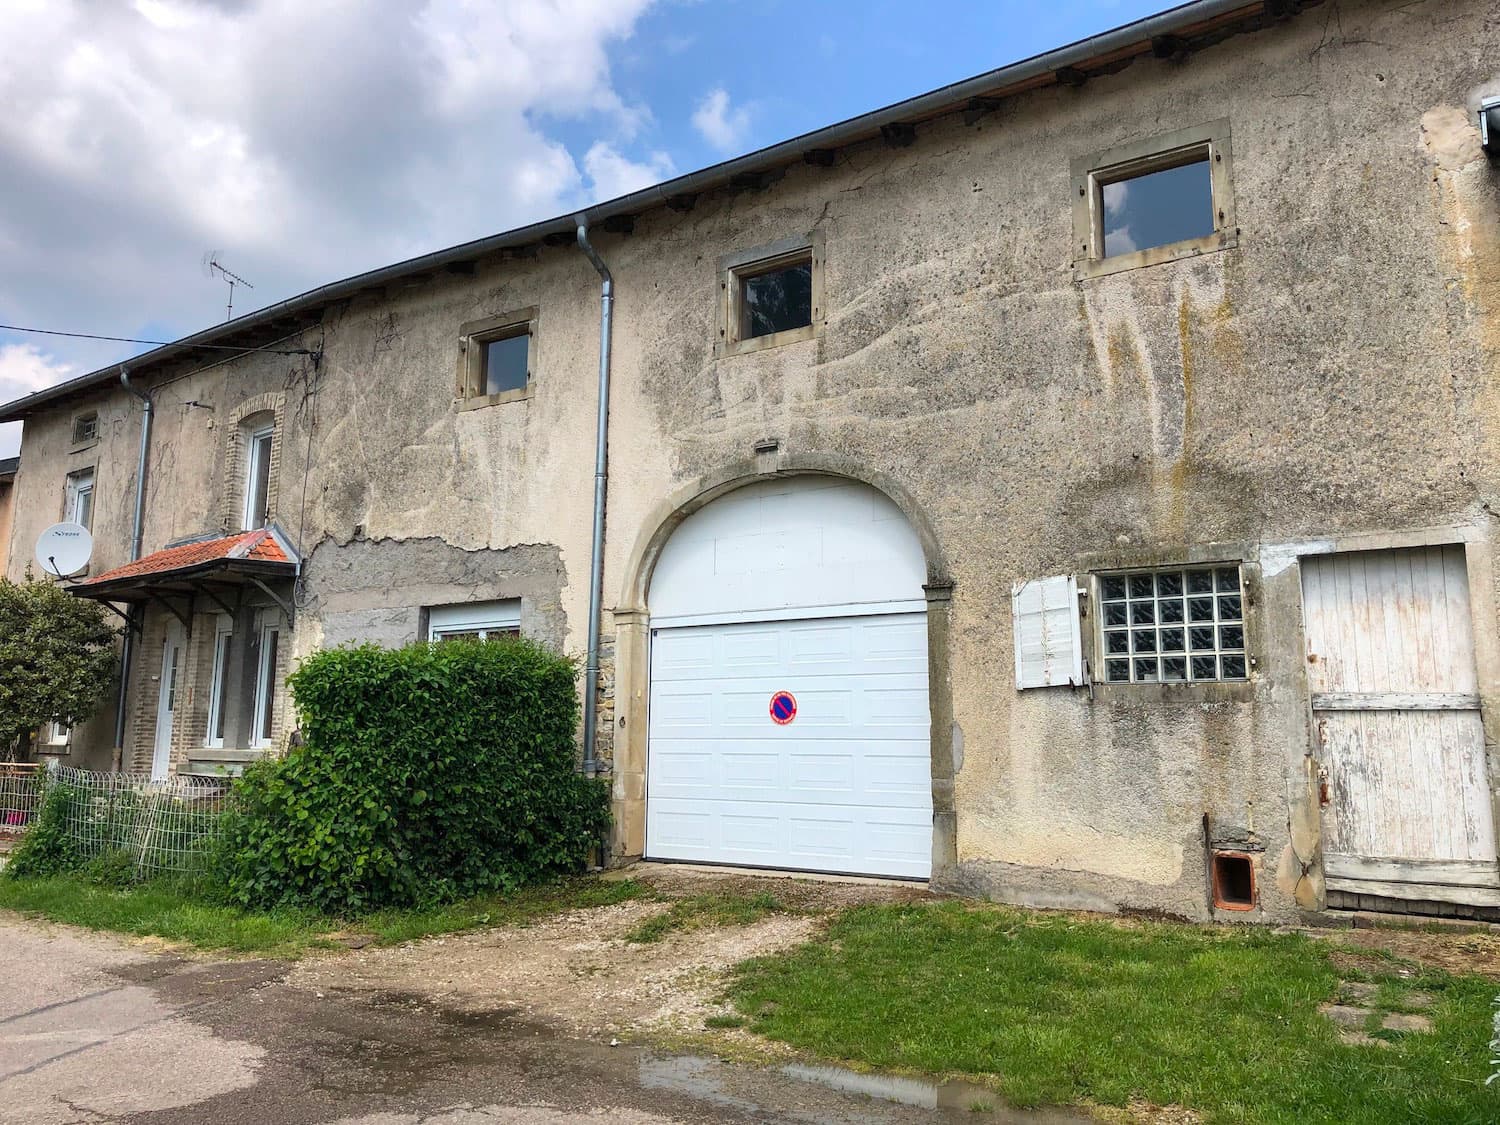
[71,527,298,623]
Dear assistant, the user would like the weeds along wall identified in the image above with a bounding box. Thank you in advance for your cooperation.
[214,638,610,913]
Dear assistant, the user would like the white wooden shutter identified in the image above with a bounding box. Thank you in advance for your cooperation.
[1012,575,1083,689]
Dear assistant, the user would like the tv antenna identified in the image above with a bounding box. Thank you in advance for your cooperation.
[203,252,253,321]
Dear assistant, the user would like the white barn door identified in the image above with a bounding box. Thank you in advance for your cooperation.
[645,476,933,878]
[1301,546,1498,907]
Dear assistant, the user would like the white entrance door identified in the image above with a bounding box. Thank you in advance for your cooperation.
[648,613,932,878]
[1301,546,1498,907]
[152,622,185,781]
[645,475,934,879]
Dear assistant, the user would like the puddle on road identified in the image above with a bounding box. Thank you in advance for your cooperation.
[640,1053,1089,1122]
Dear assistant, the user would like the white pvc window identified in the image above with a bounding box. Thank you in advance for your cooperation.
[243,424,273,530]
[427,599,521,642]
[1098,566,1246,683]
[250,622,280,747]
[45,722,69,747]
[65,468,95,530]
[205,618,234,747]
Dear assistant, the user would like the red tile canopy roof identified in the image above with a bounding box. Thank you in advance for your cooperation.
[74,528,296,601]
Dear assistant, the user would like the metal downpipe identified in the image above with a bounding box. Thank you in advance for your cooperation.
[576,220,613,780]
[113,367,152,761]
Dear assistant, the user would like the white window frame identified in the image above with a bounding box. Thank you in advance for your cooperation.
[1094,564,1248,685]
[242,423,273,530]
[250,621,280,748]
[427,599,522,642]
[205,617,234,748]
[44,721,70,748]
[64,468,95,530]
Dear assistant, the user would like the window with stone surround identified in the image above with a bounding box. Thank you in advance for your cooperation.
[457,308,537,409]
[1096,565,1247,684]
[716,233,825,357]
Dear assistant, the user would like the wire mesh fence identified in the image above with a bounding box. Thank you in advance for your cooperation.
[0,762,44,836]
[45,766,230,876]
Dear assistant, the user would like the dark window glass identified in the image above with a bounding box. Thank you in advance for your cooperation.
[259,630,279,738]
[1101,157,1213,258]
[1159,627,1185,652]
[1188,597,1216,622]
[483,334,530,395]
[1161,656,1188,681]
[1221,655,1247,680]
[1155,572,1183,597]
[1189,626,1217,652]
[1106,659,1130,682]
[1186,570,1215,594]
[1218,595,1242,621]
[1106,631,1130,655]
[741,260,812,339]
[1216,568,1241,592]
[1134,658,1158,682]
[1104,602,1128,627]
[1191,655,1218,680]
[1219,624,1244,650]
[212,633,233,742]
[1132,629,1157,654]
[1159,599,1184,624]
[1131,601,1155,625]
[1100,576,1127,600]
[1129,574,1154,599]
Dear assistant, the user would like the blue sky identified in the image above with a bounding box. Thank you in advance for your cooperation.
[0,0,1167,458]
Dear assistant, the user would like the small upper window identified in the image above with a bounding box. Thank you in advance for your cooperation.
[1099,157,1214,259]
[64,468,94,530]
[1097,565,1247,684]
[428,599,521,642]
[243,423,273,530]
[717,234,824,356]
[1072,120,1234,280]
[71,413,99,446]
[741,257,812,340]
[458,308,538,408]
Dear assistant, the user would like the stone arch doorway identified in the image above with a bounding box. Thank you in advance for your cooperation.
[609,460,955,880]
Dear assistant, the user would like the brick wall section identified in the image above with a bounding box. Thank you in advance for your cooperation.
[593,632,615,773]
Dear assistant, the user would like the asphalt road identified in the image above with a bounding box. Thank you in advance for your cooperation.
[0,917,1086,1125]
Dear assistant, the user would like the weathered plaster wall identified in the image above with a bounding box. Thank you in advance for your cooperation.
[8,0,1500,919]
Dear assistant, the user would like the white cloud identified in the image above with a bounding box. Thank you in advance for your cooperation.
[1102,180,1129,217]
[0,344,78,458]
[691,87,751,153]
[0,0,663,422]
[583,142,676,201]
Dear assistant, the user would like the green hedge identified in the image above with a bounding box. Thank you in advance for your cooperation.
[213,639,610,913]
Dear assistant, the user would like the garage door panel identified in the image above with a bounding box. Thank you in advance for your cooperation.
[648,612,932,879]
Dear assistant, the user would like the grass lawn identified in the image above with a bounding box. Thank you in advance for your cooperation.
[0,874,647,957]
[725,902,1500,1125]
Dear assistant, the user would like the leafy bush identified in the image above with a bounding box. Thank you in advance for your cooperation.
[213,639,609,914]
[5,780,80,878]
[0,570,119,755]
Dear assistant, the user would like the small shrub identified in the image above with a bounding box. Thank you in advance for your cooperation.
[81,848,137,888]
[5,780,80,878]
[214,639,610,914]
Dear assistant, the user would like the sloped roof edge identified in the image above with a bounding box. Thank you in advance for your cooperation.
[0,0,1290,423]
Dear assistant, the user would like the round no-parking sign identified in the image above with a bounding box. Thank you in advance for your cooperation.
[769,691,797,725]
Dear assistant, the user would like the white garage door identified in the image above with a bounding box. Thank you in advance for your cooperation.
[643,474,934,879]
[647,614,932,878]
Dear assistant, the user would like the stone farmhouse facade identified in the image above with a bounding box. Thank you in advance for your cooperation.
[6,0,1500,923]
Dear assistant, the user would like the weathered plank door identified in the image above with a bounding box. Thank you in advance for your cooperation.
[1301,546,1499,907]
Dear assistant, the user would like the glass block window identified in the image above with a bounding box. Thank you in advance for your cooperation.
[1099,566,1246,684]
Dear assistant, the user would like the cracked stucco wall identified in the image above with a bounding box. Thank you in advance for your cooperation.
[8,0,1500,917]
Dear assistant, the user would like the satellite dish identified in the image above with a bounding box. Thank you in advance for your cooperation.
[35,523,94,578]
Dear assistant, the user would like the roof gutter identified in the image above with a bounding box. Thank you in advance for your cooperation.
[112,365,152,759]
[0,0,1275,422]
[576,219,614,781]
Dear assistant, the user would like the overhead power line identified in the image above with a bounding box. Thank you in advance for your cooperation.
[0,323,313,356]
